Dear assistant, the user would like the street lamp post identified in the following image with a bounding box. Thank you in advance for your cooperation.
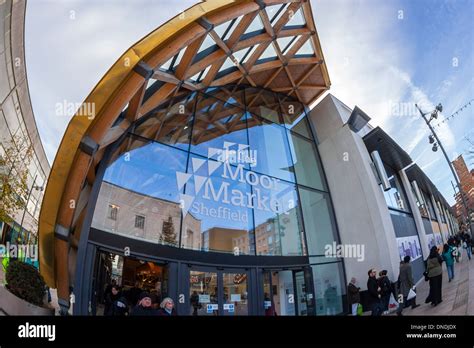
[415,103,473,235]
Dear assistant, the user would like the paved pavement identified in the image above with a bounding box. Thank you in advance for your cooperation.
[397,251,473,315]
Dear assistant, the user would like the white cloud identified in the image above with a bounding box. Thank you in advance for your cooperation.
[25,0,200,163]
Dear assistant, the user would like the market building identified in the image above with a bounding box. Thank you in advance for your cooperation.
[37,0,457,315]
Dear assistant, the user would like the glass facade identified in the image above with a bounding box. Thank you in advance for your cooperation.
[0,0,48,246]
[92,87,340,258]
[90,86,344,314]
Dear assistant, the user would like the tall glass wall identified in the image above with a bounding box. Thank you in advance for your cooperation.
[91,86,340,261]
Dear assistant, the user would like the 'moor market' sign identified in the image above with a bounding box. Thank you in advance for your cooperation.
[176,142,294,223]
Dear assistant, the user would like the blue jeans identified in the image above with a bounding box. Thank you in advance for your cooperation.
[466,247,472,260]
[371,301,383,316]
[447,264,454,281]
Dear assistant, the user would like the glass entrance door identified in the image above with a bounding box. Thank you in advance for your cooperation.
[262,267,315,316]
[188,267,249,316]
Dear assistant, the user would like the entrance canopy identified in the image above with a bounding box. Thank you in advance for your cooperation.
[38,0,330,299]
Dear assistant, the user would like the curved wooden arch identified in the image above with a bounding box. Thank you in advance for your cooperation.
[38,0,330,304]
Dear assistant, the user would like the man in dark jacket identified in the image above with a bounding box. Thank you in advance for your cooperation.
[130,292,159,316]
[378,270,392,313]
[367,268,382,316]
[347,277,360,315]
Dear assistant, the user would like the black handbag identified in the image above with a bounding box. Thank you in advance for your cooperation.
[423,270,429,281]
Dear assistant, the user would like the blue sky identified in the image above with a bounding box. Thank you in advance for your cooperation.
[25,0,473,205]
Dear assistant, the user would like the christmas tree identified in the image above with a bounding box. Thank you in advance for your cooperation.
[159,216,177,246]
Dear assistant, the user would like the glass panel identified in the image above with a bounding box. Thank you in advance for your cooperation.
[190,271,218,316]
[263,271,275,315]
[299,188,338,255]
[2,96,20,136]
[133,94,195,151]
[91,138,187,244]
[241,45,258,64]
[191,95,248,160]
[160,57,173,71]
[219,56,237,73]
[311,261,345,315]
[285,8,306,27]
[181,154,255,255]
[245,88,280,124]
[232,48,247,65]
[215,15,243,41]
[243,14,264,36]
[279,97,305,127]
[223,272,248,315]
[172,47,186,70]
[290,117,312,139]
[382,175,409,211]
[197,34,217,55]
[258,43,278,62]
[272,270,296,315]
[295,271,308,315]
[266,3,289,24]
[248,119,295,182]
[254,179,305,256]
[288,133,325,190]
[276,36,294,54]
[295,39,314,56]
[0,51,10,102]
[205,86,246,109]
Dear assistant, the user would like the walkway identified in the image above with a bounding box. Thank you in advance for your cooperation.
[400,251,474,315]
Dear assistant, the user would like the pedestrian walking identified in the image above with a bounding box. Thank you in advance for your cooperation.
[441,243,455,282]
[377,270,392,313]
[367,268,382,316]
[463,235,472,261]
[425,246,443,306]
[398,256,420,310]
[347,277,361,316]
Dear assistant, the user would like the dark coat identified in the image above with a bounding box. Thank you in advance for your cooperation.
[157,308,177,316]
[367,276,380,304]
[130,305,158,316]
[104,292,120,315]
[398,262,414,297]
[377,276,392,297]
[347,283,360,305]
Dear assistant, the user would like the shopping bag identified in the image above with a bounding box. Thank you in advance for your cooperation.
[407,288,416,301]
[388,294,398,312]
[356,303,363,316]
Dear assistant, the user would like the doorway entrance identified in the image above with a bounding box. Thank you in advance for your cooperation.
[262,268,315,316]
[188,266,250,316]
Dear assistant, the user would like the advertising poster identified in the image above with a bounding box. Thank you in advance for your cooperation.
[397,235,422,261]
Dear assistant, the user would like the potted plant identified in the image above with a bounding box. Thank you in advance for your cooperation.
[5,259,46,306]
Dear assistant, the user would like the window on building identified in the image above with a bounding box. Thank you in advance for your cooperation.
[422,191,436,219]
[135,215,145,229]
[411,186,428,217]
[108,204,119,220]
[382,175,410,212]
[437,202,446,223]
